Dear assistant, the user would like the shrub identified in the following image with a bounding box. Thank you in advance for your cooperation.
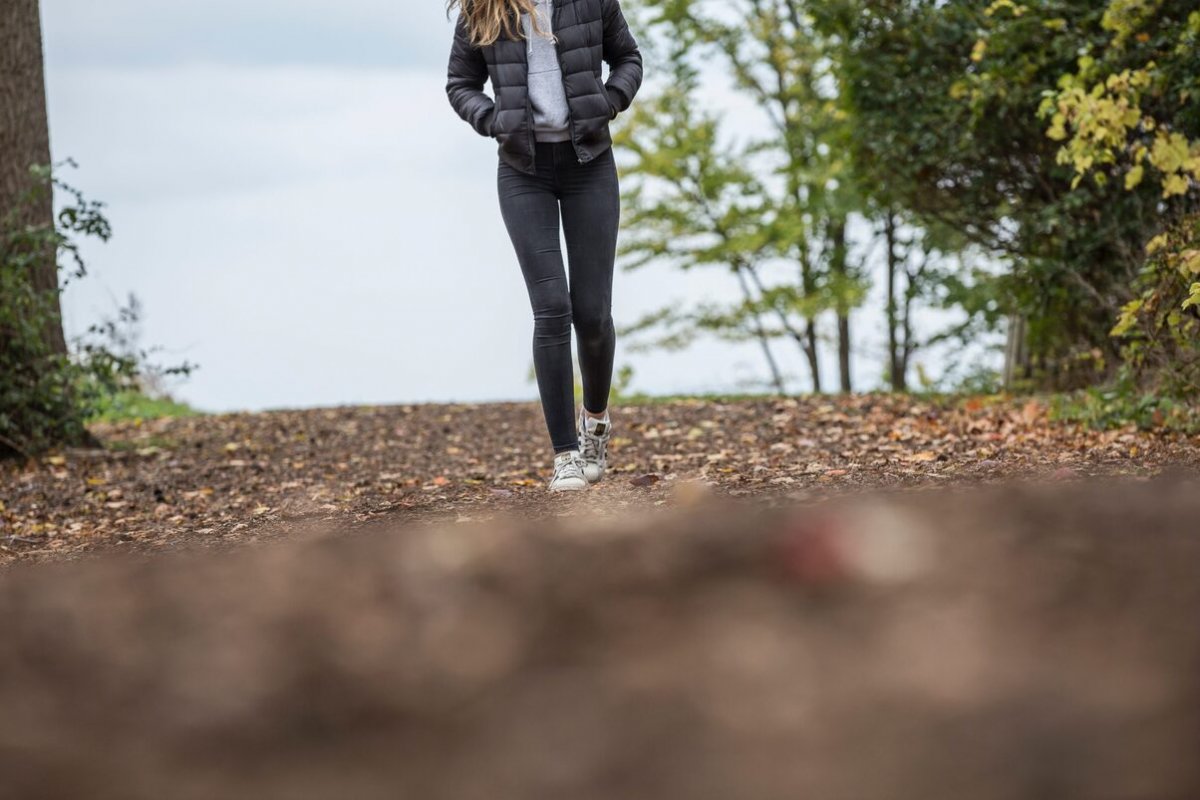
[1,165,191,459]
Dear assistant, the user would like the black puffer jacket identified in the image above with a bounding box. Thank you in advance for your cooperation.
[446,0,642,174]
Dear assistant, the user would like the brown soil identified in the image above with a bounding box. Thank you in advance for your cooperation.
[1,479,1198,799]
[2,396,1199,566]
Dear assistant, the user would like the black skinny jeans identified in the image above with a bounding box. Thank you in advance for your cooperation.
[498,141,619,454]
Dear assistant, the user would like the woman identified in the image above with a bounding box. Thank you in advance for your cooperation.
[446,0,642,492]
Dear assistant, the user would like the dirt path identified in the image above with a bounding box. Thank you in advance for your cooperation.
[2,395,1199,565]
[2,398,1199,796]
[2,480,1198,799]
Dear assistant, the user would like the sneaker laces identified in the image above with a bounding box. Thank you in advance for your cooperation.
[580,432,602,463]
[553,452,586,483]
[579,417,608,464]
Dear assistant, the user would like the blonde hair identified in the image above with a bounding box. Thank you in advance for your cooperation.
[448,0,548,47]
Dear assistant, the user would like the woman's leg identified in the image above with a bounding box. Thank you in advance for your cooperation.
[497,156,579,453]
[559,147,620,416]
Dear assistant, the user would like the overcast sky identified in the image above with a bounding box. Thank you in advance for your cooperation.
[42,0,977,412]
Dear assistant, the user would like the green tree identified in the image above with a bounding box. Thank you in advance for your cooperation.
[618,44,814,393]
[1043,0,1200,396]
[628,1,881,393]
[820,0,1172,389]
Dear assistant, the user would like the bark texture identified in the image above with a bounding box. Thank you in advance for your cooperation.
[828,218,852,393]
[0,0,64,354]
[884,213,905,392]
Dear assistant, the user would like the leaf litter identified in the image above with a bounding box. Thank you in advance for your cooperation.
[1,395,1198,566]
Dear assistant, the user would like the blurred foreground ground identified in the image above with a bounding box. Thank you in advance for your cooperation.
[2,396,1199,565]
[1,479,1198,799]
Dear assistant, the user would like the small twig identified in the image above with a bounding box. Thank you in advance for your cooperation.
[0,432,34,463]
[4,536,40,545]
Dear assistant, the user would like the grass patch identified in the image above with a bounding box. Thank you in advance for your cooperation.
[89,391,199,424]
[619,391,785,406]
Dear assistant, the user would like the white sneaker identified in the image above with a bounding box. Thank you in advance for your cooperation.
[578,410,612,484]
[549,450,589,492]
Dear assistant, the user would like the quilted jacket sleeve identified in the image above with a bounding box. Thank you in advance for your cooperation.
[446,16,495,137]
[601,0,643,115]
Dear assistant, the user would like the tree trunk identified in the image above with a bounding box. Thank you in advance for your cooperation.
[803,320,821,394]
[884,213,905,392]
[900,265,916,389]
[797,240,822,393]
[829,218,852,393]
[836,314,851,394]
[745,265,817,394]
[733,265,787,394]
[1003,315,1027,391]
[1,0,64,355]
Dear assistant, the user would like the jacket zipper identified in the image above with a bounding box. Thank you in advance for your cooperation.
[523,11,537,171]
[550,0,583,163]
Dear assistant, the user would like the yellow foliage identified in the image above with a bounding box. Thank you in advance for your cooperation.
[1145,233,1169,255]
[1162,173,1191,198]
[1048,55,1197,200]
[1102,0,1165,46]
[985,0,1027,17]
[1047,69,1148,177]
[1183,283,1200,311]
[1180,250,1200,276]
[1111,299,1143,337]
[1047,113,1068,141]
[1149,131,1190,174]
[1125,164,1145,190]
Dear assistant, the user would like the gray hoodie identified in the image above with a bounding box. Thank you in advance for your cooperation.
[523,0,571,143]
